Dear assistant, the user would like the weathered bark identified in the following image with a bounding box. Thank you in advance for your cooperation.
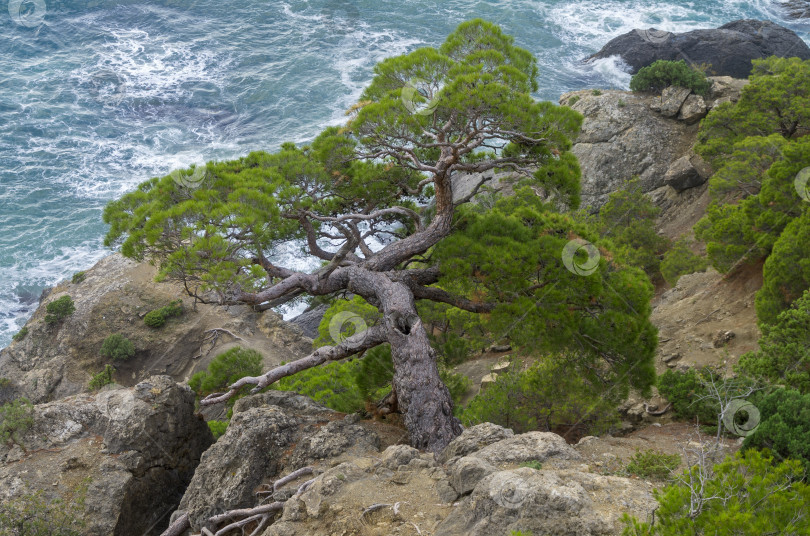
[349,268,462,454]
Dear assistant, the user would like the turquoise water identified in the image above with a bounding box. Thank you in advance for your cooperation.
[0,0,807,347]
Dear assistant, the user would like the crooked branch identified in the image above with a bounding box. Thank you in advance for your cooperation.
[200,325,387,405]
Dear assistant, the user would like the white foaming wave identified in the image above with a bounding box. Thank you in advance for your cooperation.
[325,27,424,125]
[587,55,634,89]
[546,0,712,50]
[0,240,109,347]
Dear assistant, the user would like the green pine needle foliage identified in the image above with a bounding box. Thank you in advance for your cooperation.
[44,296,75,324]
[461,356,620,437]
[629,60,711,95]
[99,334,136,361]
[188,347,263,398]
[743,389,810,473]
[622,449,810,535]
[0,397,34,447]
[88,365,116,391]
[660,240,708,287]
[694,58,810,325]
[738,290,810,392]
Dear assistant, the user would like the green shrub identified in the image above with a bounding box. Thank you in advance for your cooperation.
[629,60,711,95]
[738,290,810,392]
[660,240,708,286]
[143,300,184,328]
[461,356,619,437]
[273,343,469,415]
[625,449,680,480]
[99,334,136,361]
[275,358,367,414]
[0,397,34,447]
[621,450,810,535]
[694,58,810,296]
[0,484,87,535]
[189,347,263,398]
[597,178,670,279]
[657,368,718,424]
[743,389,810,473]
[354,345,395,402]
[207,420,228,439]
[71,271,86,284]
[591,89,602,96]
[567,95,580,106]
[88,365,115,391]
[45,296,75,324]
[755,210,810,326]
[12,327,28,342]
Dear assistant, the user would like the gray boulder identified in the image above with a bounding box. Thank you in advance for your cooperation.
[588,20,810,78]
[0,376,212,536]
[664,153,713,191]
[175,390,381,531]
[440,422,514,463]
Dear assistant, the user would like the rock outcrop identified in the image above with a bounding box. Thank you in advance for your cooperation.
[560,76,745,211]
[588,20,810,78]
[0,376,212,535]
[0,253,312,404]
[174,390,385,532]
[251,423,656,536]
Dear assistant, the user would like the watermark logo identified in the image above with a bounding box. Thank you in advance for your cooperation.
[491,472,531,509]
[794,167,810,202]
[97,387,138,439]
[722,399,760,437]
[8,0,46,27]
[401,78,440,116]
[171,165,208,189]
[562,239,600,276]
[328,311,368,344]
[88,69,127,108]
[635,28,671,45]
[321,0,360,35]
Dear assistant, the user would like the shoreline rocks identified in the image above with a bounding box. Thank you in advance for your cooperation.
[588,19,810,79]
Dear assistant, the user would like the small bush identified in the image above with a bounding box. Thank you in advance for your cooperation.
[657,368,718,424]
[597,178,670,279]
[626,449,680,479]
[189,347,263,398]
[592,89,602,96]
[660,240,708,286]
[12,327,28,342]
[88,365,115,391]
[738,290,810,392]
[630,60,711,95]
[567,95,580,106]
[0,484,87,535]
[621,450,810,535]
[99,334,136,361]
[207,420,228,439]
[45,296,75,324]
[143,300,184,328]
[71,271,86,284]
[743,389,810,473]
[461,356,619,437]
[0,397,34,447]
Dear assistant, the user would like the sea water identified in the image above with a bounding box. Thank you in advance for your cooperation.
[0,0,807,347]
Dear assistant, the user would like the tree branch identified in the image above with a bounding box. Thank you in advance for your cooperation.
[200,324,387,405]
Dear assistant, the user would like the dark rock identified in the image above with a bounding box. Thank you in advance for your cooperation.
[175,390,381,532]
[588,20,810,79]
[664,153,712,192]
[289,303,329,339]
[780,0,810,19]
[0,376,212,536]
